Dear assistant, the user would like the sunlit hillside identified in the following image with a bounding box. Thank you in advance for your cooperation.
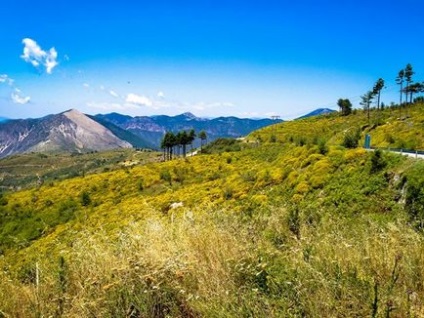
[250,102,424,151]
[1,104,424,317]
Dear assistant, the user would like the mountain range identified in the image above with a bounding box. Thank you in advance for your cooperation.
[92,111,282,149]
[0,109,282,158]
[0,108,334,158]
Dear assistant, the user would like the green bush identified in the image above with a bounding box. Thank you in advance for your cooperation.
[405,163,424,230]
[160,169,172,186]
[342,129,361,148]
[80,191,91,207]
[370,150,387,173]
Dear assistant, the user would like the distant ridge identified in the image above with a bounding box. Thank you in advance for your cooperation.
[297,108,336,119]
[95,112,282,149]
[0,109,131,158]
[0,109,282,158]
[0,117,9,123]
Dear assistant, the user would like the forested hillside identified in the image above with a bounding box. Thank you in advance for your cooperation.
[1,103,424,317]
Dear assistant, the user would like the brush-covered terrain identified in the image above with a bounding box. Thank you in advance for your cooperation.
[1,104,424,317]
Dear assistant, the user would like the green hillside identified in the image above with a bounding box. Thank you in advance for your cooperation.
[1,104,424,317]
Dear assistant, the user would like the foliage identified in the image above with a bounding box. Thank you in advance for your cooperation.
[342,128,361,148]
[405,162,424,230]
[337,98,352,116]
[201,138,243,154]
[370,149,387,173]
[2,104,424,316]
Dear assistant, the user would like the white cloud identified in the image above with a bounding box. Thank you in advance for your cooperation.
[83,83,90,88]
[157,91,165,99]
[0,74,14,86]
[11,91,30,104]
[126,93,153,107]
[21,38,59,74]
[109,90,119,98]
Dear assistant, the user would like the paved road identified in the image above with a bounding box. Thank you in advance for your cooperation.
[368,148,424,160]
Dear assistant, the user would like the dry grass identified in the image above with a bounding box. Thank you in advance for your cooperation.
[1,206,424,317]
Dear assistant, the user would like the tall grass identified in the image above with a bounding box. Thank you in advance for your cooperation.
[1,206,424,317]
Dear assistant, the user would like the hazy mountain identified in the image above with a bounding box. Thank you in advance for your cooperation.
[0,109,282,158]
[0,117,9,123]
[297,108,336,119]
[87,115,155,149]
[95,112,282,148]
[0,109,131,158]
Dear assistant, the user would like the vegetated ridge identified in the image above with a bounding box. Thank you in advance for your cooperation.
[2,103,424,316]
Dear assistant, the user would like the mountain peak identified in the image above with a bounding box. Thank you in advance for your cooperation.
[180,112,197,119]
[62,108,81,115]
[297,108,336,119]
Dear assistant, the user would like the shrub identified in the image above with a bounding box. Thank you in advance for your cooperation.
[342,129,361,148]
[160,169,172,186]
[223,186,233,200]
[405,163,424,230]
[80,191,91,207]
[370,150,387,173]
[318,138,328,155]
[287,205,301,239]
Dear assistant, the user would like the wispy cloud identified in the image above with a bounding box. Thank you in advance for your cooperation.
[109,90,119,98]
[0,74,14,86]
[126,93,153,107]
[11,90,30,104]
[21,38,58,74]
[157,91,165,99]
[0,75,31,105]
[83,83,90,88]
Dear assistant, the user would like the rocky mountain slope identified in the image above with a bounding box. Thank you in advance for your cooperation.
[0,109,131,158]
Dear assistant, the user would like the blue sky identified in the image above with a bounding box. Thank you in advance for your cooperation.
[0,0,423,119]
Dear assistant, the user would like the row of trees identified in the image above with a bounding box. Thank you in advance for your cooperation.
[338,78,385,118]
[337,64,424,122]
[160,129,207,160]
[354,78,386,122]
[339,64,424,121]
[396,64,424,106]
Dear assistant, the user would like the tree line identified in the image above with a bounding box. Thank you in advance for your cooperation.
[160,129,207,160]
[338,63,424,121]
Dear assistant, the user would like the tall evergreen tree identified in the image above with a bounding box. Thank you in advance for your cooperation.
[188,129,196,152]
[337,98,352,116]
[373,78,385,125]
[161,131,177,161]
[360,91,374,122]
[199,130,207,150]
[404,63,414,104]
[396,69,405,106]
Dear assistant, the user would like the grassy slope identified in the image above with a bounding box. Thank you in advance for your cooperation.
[250,102,424,150]
[1,105,424,316]
[0,148,161,191]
